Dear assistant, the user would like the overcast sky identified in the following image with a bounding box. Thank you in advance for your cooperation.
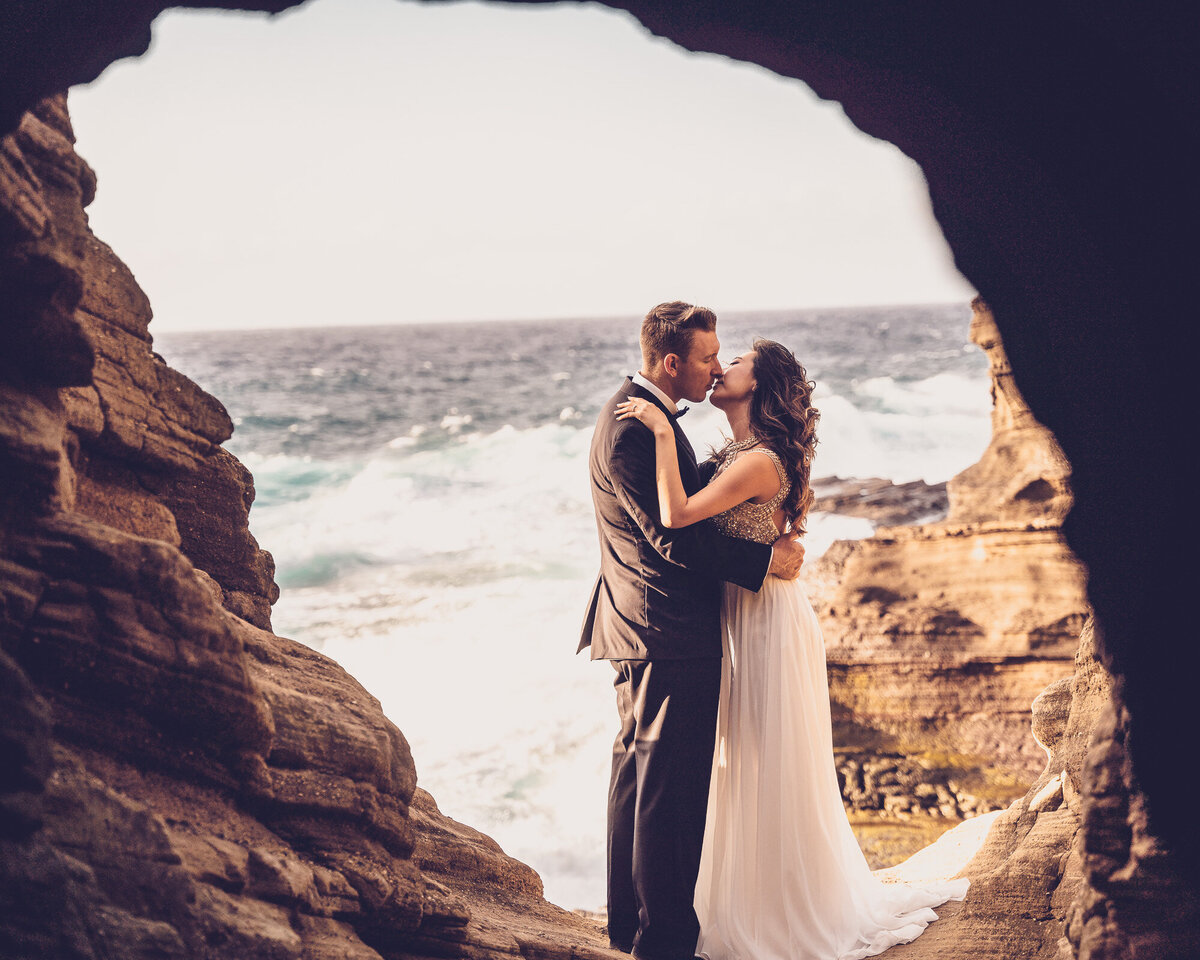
[67,0,974,332]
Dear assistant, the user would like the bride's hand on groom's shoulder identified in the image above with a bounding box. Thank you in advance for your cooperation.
[615,398,672,437]
[768,532,805,580]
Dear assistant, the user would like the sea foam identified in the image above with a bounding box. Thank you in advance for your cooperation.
[155,304,990,909]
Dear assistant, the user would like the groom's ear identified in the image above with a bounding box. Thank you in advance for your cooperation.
[662,353,680,378]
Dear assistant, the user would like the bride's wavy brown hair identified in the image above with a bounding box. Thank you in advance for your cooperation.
[720,338,820,534]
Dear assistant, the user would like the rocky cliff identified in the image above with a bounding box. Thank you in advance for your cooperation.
[810,300,1089,821]
[870,614,1200,960]
[0,94,617,960]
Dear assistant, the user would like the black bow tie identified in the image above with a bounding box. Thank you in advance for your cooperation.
[672,406,689,419]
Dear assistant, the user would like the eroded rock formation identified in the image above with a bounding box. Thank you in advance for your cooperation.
[880,617,1200,960]
[881,618,1107,960]
[812,300,1089,795]
[0,94,616,960]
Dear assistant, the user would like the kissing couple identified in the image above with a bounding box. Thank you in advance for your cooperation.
[579,302,968,960]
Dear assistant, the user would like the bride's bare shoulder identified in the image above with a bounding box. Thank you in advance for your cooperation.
[711,447,780,491]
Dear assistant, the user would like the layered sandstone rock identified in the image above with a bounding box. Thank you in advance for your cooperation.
[881,618,1107,960]
[1061,684,1200,960]
[811,300,1090,794]
[0,94,617,960]
[881,615,1200,960]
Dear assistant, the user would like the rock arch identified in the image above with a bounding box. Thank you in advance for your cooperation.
[2,3,1196,958]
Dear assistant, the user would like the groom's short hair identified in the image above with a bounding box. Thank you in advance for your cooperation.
[641,301,718,368]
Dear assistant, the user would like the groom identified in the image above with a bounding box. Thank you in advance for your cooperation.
[579,301,804,960]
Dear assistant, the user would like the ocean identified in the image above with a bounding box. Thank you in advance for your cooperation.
[154,303,990,910]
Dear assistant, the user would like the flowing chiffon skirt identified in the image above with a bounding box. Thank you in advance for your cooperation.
[694,576,969,960]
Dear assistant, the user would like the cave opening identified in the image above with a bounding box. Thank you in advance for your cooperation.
[54,0,1080,916]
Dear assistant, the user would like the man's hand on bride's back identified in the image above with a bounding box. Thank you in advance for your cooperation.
[768,533,805,580]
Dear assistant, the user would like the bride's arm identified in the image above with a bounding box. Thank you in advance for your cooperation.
[615,400,780,528]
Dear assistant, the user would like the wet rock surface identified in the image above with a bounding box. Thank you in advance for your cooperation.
[811,476,949,528]
[836,753,1014,823]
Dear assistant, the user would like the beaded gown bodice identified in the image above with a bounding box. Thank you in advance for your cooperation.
[710,445,790,545]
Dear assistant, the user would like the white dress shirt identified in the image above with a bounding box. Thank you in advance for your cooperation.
[631,371,679,414]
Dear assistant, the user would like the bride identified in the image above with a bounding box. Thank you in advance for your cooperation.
[615,338,968,960]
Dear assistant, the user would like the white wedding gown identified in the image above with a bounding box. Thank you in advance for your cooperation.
[694,448,968,960]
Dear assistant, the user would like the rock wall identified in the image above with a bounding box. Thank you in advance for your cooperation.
[1062,680,1200,960]
[811,300,1089,797]
[878,618,1102,960]
[0,94,616,960]
[876,617,1200,960]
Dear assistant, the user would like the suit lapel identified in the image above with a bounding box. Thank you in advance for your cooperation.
[625,379,673,419]
[625,379,702,493]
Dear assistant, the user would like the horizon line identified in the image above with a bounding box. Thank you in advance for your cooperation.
[151,299,975,337]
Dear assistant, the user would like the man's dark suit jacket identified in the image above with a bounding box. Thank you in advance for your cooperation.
[579,377,772,660]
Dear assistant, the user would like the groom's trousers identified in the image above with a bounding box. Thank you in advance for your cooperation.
[607,657,721,960]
